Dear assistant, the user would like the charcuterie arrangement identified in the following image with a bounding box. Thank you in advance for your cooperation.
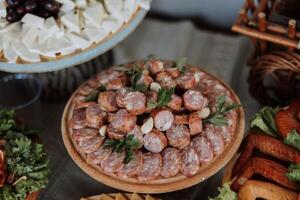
[212,101,300,200]
[81,192,159,200]
[0,0,150,63]
[63,57,243,187]
[0,109,50,200]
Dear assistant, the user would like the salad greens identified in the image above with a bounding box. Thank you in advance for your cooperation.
[286,164,300,182]
[250,106,279,137]
[0,110,50,200]
[284,129,300,151]
[209,183,237,200]
[174,57,187,73]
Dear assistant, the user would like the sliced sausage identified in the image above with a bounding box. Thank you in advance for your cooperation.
[138,152,162,181]
[137,74,153,87]
[74,101,95,109]
[117,150,143,178]
[165,67,180,78]
[143,129,167,153]
[214,125,232,143]
[72,95,86,108]
[166,124,190,149]
[98,91,119,112]
[85,103,107,129]
[72,128,99,142]
[183,90,208,111]
[174,115,189,124]
[127,126,143,148]
[155,71,176,89]
[78,84,95,96]
[152,109,174,131]
[87,144,112,165]
[111,109,137,132]
[202,125,224,156]
[124,91,146,115]
[161,148,180,178]
[77,135,105,154]
[167,94,182,111]
[107,125,126,140]
[106,74,128,90]
[188,112,203,135]
[86,77,100,88]
[145,90,157,113]
[70,108,86,129]
[191,136,214,163]
[101,151,125,174]
[96,69,121,85]
[180,146,200,176]
[176,72,196,90]
[146,60,164,75]
[115,88,129,108]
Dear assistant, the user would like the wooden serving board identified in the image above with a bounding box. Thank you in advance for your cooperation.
[61,64,245,194]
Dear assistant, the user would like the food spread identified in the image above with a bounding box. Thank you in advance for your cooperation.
[68,58,240,181]
[0,0,151,63]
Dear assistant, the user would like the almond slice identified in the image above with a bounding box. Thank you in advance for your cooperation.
[99,125,107,137]
[141,117,153,134]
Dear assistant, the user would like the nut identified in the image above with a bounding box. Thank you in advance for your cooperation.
[99,125,107,137]
[141,117,154,134]
[150,82,161,92]
[199,107,210,119]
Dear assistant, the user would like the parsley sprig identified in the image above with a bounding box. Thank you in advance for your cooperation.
[127,66,148,92]
[84,85,106,102]
[203,95,241,127]
[104,135,140,164]
[174,57,187,73]
[147,87,175,109]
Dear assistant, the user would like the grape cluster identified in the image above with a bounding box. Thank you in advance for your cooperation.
[6,0,62,23]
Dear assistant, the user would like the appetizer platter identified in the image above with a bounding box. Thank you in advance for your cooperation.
[0,0,150,73]
[214,101,300,200]
[81,192,159,200]
[0,109,50,200]
[61,57,245,193]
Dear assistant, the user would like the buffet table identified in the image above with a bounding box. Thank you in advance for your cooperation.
[35,19,259,199]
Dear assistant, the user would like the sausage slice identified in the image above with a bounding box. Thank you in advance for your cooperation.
[188,112,203,135]
[176,72,196,90]
[143,129,167,153]
[161,148,180,178]
[180,146,200,176]
[98,91,119,112]
[87,144,112,165]
[191,136,214,163]
[86,103,107,129]
[138,153,162,181]
[124,91,146,115]
[73,128,98,142]
[77,135,105,154]
[183,90,208,111]
[101,151,125,174]
[107,125,126,140]
[155,71,176,89]
[167,94,183,111]
[152,109,174,131]
[127,126,144,148]
[117,150,143,178]
[166,124,190,149]
[111,109,137,132]
[174,115,189,124]
[202,125,224,156]
[147,60,164,75]
[70,108,86,129]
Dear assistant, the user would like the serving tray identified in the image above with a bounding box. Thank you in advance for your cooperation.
[61,64,245,193]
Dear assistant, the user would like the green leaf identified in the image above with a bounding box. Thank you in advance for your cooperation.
[250,106,279,137]
[84,85,106,102]
[175,57,187,73]
[284,129,300,151]
[209,183,237,200]
[203,95,241,127]
[156,87,175,108]
[147,101,157,109]
[286,164,300,182]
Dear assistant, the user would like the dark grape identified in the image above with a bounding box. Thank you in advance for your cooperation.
[34,9,51,18]
[6,7,14,14]
[6,0,20,8]
[16,6,25,16]
[24,0,37,13]
[43,0,61,13]
[6,12,20,23]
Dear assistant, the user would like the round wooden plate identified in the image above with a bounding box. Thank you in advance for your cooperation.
[61,64,245,194]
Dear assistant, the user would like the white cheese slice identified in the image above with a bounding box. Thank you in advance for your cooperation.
[3,23,22,41]
[57,0,76,14]
[21,14,44,29]
[102,16,123,33]
[67,32,90,49]
[138,0,151,10]
[0,18,7,28]
[0,1,6,18]
[13,41,40,62]
[82,3,105,28]
[3,41,18,63]
[23,27,39,48]
[61,12,80,33]
[46,36,75,55]
[75,0,87,9]
[104,0,123,14]
[0,22,20,33]
[82,27,109,43]
[55,23,65,38]
[45,17,59,33]
[123,0,138,12]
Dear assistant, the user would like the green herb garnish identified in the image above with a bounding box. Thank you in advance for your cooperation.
[84,85,106,102]
[203,95,241,127]
[0,110,50,200]
[250,106,279,137]
[209,183,237,200]
[127,65,148,92]
[284,129,300,151]
[147,87,175,109]
[174,57,187,73]
[286,164,300,182]
[104,135,140,164]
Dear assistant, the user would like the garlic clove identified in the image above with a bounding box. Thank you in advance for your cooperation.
[141,117,154,134]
